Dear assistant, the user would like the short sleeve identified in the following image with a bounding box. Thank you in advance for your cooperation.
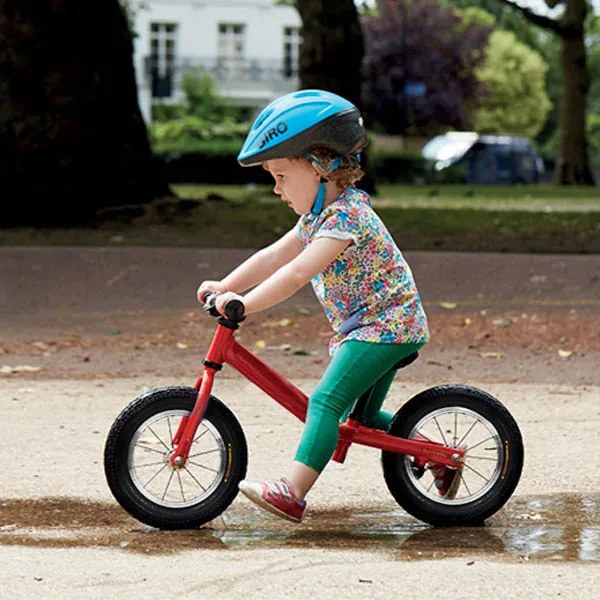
[293,218,303,242]
[314,206,363,247]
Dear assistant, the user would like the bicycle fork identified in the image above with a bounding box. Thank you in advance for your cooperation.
[168,323,234,468]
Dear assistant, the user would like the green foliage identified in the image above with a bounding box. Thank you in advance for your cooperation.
[150,116,248,148]
[436,0,563,155]
[454,6,496,28]
[152,138,243,155]
[587,12,600,117]
[473,30,551,138]
[588,113,600,163]
[149,73,250,149]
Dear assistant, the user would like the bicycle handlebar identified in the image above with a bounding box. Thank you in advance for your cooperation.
[202,292,246,322]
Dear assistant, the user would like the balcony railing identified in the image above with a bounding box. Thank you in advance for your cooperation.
[143,56,299,92]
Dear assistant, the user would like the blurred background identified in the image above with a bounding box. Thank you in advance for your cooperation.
[1,0,599,237]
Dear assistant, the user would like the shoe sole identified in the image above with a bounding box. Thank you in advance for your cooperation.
[239,484,303,523]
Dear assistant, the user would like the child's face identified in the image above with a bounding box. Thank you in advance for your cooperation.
[264,158,320,215]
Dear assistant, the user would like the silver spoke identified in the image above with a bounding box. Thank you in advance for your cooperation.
[465,455,498,461]
[459,470,472,496]
[433,417,449,446]
[129,408,226,509]
[406,406,503,506]
[464,435,497,453]
[187,460,219,473]
[167,417,174,446]
[162,469,176,501]
[188,448,221,458]
[456,419,479,448]
[177,470,186,503]
[147,425,170,452]
[453,412,458,446]
[134,460,166,468]
[134,443,166,456]
[143,463,168,487]
[192,428,209,444]
[183,466,208,492]
[463,461,491,483]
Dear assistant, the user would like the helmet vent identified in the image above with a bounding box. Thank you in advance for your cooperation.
[294,90,322,99]
[253,109,274,130]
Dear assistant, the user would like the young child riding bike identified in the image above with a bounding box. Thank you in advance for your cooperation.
[197,89,435,523]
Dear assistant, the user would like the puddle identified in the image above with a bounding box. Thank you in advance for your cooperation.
[0,494,598,562]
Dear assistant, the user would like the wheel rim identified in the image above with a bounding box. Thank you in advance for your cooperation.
[129,409,226,508]
[405,406,503,505]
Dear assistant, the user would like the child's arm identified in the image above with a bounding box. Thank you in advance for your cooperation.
[216,236,350,315]
[197,229,303,302]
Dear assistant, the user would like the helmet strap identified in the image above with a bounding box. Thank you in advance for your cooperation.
[306,155,342,215]
[311,180,327,215]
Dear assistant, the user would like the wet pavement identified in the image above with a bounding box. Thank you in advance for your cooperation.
[1,493,597,563]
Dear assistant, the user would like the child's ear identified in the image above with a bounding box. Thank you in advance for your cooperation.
[307,162,321,180]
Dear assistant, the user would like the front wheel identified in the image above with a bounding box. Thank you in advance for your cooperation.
[382,385,523,526]
[104,387,247,529]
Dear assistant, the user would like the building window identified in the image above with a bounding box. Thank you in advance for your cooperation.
[149,22,177,99]
[283,26,300,78]
[217,22,246,78]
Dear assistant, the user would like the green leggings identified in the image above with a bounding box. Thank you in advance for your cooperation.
[295,340,424,472]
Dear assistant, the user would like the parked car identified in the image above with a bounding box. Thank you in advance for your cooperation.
[421,132,545,184]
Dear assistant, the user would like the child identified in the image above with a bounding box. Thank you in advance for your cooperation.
[197,89,431,523]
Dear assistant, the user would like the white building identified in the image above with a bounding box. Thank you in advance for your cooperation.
[130,0,301,122]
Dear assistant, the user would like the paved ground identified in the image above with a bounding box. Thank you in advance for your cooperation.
[0,377,598,598]
[1,247,599,385]
[0,247,599,598]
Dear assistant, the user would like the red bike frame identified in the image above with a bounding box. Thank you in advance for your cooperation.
[170,320,465,470]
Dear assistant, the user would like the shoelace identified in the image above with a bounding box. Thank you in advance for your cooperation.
[266,480,294,502]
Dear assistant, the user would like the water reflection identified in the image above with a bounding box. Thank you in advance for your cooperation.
[214,493,600,562]
[0,493,597,562]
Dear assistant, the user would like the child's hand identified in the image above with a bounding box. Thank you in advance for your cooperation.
[197,280,227,304]
[215,291,245,317]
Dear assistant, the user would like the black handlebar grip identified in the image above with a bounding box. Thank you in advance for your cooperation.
[225,299,245,322]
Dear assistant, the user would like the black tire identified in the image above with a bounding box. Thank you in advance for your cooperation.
[104,386,247,529]
[382,385,523,526]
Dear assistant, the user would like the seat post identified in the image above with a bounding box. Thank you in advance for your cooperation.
[347,386,376,424]
[345,352,419,423]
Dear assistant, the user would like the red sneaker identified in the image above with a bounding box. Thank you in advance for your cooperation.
[239,478,306,523]
[430,463,463,499]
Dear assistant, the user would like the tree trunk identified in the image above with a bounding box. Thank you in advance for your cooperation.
[0,0,171,226]
[296,0,364,106]
[497,0,595,185]
[296,0,375,192]
[554,14,594,184]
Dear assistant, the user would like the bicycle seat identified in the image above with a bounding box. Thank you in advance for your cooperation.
[393,351,419,370]
[345,352,420,425]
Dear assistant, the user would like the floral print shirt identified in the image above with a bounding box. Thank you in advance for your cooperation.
[294,187,429,355]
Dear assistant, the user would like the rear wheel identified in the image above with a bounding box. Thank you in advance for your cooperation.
[382,385,523,526]
[104,387,247,529]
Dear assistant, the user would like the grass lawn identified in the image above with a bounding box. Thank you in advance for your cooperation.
[1,184,598,253]
[173,183,600,210]
[166,184,600,253]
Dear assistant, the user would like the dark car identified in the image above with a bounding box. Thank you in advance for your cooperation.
[422,132,545,184]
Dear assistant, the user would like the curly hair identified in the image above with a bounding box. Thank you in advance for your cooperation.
[307,147,364,189]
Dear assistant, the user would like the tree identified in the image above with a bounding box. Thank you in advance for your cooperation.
[295,0,364,107]
[496,0,595,184]
[473,30,551,137]
[295,0,376,190]
[361,0,492,134]
[0,0,171,226]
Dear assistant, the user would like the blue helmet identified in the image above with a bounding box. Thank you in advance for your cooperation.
[237,89,367,167]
